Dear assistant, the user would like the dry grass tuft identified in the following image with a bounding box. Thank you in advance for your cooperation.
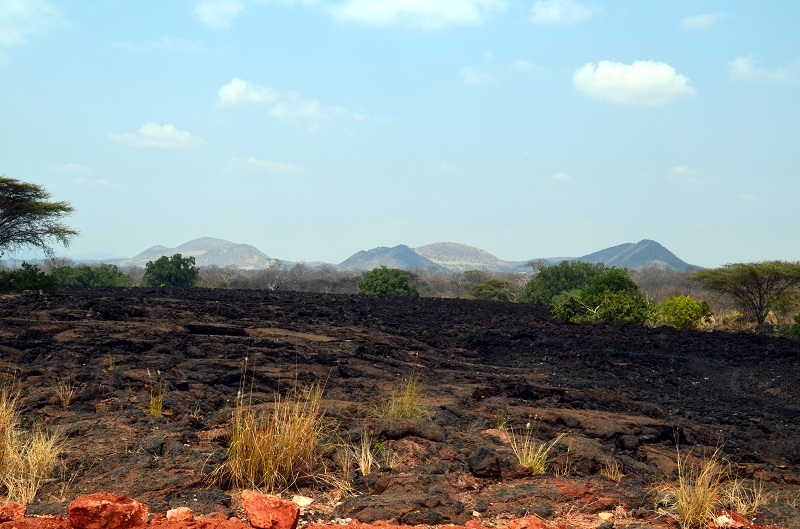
[1,385,64,505]
[215,383,328,493]
[147,369,164,417]
[654,448,729,529]
[374,374,424,419]
[509,426,563,475]
[352,431,377,476]
[600,457,625,482]
[54,377,76,409]
[723,478,767,516]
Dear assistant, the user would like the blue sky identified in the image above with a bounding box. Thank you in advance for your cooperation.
[1,0,798,267]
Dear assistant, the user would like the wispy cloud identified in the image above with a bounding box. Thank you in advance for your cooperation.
[192,0,244,30]
[108,123,205,149]
[529,0,591,25]
[729,55,800,83]
[572,60,695,106]
[49,163,92,175]
[114,37,205,53]
[681,12,727,29]
[218,78,279,107]
[75,177,111,187]
[737,193,757,202]
[223,156,300,174]
[438,162,458,172]
[460,66,496,85]
[0,0,61,47]
[551,171,571,182]
[216,78,385,132]
[329,0,507,30]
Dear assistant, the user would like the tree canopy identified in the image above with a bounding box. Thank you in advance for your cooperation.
[143,254,199,288]
[0,176,78,257]
[692,261,800,332]
[359,266,418,297]
[517,261,607,305]
[51,263,134,287]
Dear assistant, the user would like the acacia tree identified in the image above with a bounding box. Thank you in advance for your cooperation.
[0,176,78,257]
[692,261,800,332]
[359,266,417,297]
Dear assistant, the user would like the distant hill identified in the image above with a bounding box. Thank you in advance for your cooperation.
[575,239,697,271]
[338,245,444,271]
[414,242,512,271]
[118,237,274,270]
[107,237,698,272]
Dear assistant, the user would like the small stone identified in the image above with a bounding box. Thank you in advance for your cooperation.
[597,512,614,522]
[598,522,614,529]
[291,496,314,508]
[241,490,300,529]
[166,507,194,522]
[467,447,502,478]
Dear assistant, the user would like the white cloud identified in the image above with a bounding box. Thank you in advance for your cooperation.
[438,162,458,172]
[192,0,244,30]
[223,157,300,174]
[738,193,757,202]
[270,92,360,132]
[551,172,571,182]
[681,13,726,29]
[529,0,591,25]
[460,66,496,85]
[728,55,799,83]
[108,123,205,149]
[49,163,92,175]
[572,60,695,106]
[0,0,60,46]
[218,78,279,107]
[329,0,507,30]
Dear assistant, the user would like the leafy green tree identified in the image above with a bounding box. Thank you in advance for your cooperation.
[0,176,78,258]
[51,263,134,287]
[0,262,58,293]
[143,254,199,288]
[467,278,517,302]
[692,261,800,332]
[551,268,651,324]
[359,266,418,297]
[657,295,713,330]
[518,261,607,304]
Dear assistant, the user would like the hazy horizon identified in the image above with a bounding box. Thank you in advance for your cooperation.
[2,1,798,267]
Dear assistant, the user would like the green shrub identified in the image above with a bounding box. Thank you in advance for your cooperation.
[358,266,417,297]
[143,254,198,288]
[658,295,713,330]
[467,278,517,302]
[0,263,57,293]
[51,263,134,287]
[550,268,651,324]
[518,261,606,305]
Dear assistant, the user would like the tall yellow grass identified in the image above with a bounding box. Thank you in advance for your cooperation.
[1,386,64,504]
[215,384,327,492]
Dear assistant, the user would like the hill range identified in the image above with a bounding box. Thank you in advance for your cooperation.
[114,237,698,272]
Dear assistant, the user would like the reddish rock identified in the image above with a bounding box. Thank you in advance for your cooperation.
[0,504,26,522]
[240,491,299,529]
[506,515,548,529]
[68,493,149,529]
[166,508,193,522]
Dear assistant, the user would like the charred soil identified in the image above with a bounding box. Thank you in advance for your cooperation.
[1,287,799,528]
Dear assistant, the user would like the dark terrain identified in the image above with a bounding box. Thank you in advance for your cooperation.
[1,287,799,528]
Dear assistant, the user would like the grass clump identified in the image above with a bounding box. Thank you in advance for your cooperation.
[655,448,729,529]
[53,377,76,409]
[147,369,165,417]
[215,383,327,493]
[508,425,563,475]
[374,374,424,419]
[1,386,64,505]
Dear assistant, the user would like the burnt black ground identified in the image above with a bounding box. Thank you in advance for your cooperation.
[1,287,799,528]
